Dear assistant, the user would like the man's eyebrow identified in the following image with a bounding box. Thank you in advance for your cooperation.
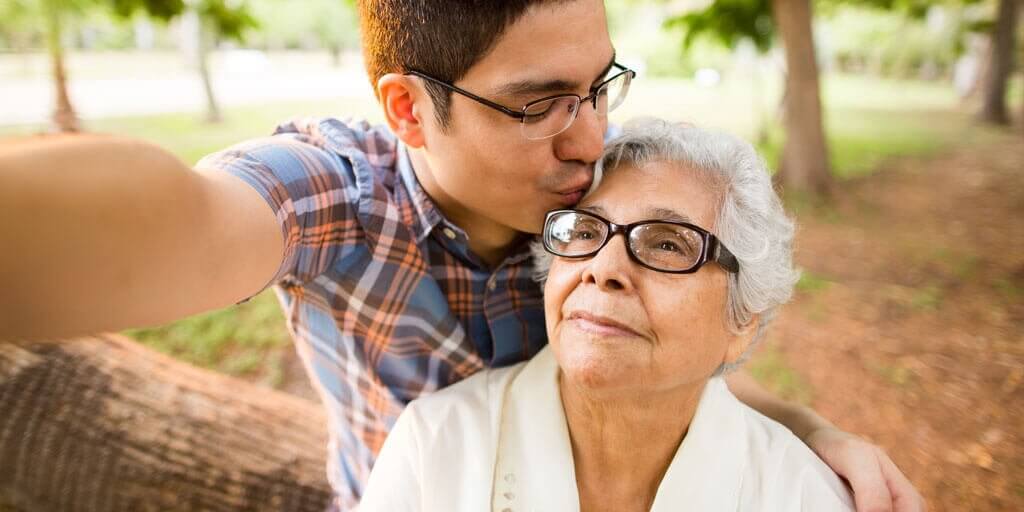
[494,53,617,99]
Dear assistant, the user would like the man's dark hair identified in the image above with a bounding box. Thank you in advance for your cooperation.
[358,0,569,129]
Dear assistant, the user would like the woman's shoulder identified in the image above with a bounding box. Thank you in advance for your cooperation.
[732,396,855,510]
[403,362,526,439]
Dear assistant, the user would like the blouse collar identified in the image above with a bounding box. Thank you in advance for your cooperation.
[492,347,749,511]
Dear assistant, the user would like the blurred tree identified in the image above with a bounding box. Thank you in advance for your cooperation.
[771,0,832,196]
[664,0,989,196]
[32,0,253,132]
[34,0,188,132]
[978,0,1020,124]
[42,0,80,132]
[191,0,258,123]
[667,0,832,196]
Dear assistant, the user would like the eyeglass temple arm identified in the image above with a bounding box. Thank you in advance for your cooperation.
[406,71,525,119]
[713,239,740,274]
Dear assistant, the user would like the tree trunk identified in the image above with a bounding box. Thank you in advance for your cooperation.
[197,16,222,124]
[0,334,332,511]
[42,0,78,133]
[771,0,832,197]
[978,0,1020,125]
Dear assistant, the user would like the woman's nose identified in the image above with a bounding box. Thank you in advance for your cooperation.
[580,234,634,292]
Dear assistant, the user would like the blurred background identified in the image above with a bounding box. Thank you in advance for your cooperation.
[0,0,1021,510]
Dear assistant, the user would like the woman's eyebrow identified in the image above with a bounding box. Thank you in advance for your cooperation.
[645,207,693,224]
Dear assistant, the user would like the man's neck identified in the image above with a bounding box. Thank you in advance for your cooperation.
[559,376,706,511]
[408,149,521,267]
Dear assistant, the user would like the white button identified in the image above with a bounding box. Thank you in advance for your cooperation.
[488,277,498,291]
[442,227,457,239]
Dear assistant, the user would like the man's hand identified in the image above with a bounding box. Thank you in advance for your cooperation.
[806,427,926,512]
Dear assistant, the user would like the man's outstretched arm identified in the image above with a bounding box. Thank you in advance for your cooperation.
[0,134,283,341]
[726,370,926,512]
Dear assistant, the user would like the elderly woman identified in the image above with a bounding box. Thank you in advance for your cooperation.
[359,119,854,511]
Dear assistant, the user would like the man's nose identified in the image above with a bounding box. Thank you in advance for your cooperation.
[553,100,606,165]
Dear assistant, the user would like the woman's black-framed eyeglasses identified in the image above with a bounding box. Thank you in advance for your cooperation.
[405,62,635,140]
[542,209,740,274]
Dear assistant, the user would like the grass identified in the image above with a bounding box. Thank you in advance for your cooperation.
[0,73,998,382]
[994,278,1023,301]
[909,283,944,311]
[747,346,814,405]
[122,289,290,384]
[795,270,833,294]
[871,362,914,388]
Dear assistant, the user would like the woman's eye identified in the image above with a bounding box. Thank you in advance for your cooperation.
[657,240,681,252]
[576,230,596,240]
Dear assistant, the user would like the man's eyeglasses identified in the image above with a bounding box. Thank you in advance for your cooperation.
[542,209,740,274]
[405,63,635,140]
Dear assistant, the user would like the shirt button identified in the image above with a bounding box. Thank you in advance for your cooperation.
[442,227,457,239]
[488,276,498,291]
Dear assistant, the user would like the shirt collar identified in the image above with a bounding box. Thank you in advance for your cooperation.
[397,144,536,270]
[396,143,453,243]
[493,347,748,511]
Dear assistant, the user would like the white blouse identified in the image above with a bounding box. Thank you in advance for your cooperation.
[360,346,854,511]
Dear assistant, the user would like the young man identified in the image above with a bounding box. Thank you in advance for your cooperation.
[0,0,924,510]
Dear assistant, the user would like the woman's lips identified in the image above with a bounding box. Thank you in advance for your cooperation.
[567,311,643,338]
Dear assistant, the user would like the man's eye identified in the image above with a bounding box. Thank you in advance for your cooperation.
[575,230,596,240]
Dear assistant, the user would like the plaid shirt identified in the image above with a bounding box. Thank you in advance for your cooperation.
[198,118,548,509]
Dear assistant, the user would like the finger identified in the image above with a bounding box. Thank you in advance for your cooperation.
[848,453,893,512]
[877,450,926,512]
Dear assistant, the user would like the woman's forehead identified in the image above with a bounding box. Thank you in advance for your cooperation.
[581,162,720,226]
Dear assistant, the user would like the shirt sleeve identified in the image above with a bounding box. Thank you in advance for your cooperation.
[197,133,364,295]
[359,406,424,511]
[777,441,857,511]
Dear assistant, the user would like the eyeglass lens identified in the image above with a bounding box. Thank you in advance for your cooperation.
[520,70,632,140]
[544,211,706,272]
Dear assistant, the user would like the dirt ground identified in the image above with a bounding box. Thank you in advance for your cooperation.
[769,129,1023,511]
[271,127,1023,511]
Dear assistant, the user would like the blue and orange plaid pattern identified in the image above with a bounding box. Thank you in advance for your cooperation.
[198,118,548,509]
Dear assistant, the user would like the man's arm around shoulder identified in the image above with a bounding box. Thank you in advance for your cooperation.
[727,370,926,512]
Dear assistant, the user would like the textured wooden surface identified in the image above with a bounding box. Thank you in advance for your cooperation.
[0,334,332,511]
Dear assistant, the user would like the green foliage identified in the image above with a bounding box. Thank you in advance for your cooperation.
[197,0,257,42]
[665,0,774,53]
[108,0,184,20]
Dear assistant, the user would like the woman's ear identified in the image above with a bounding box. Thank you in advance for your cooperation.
[723,314,760,366]
[377,73,427,148]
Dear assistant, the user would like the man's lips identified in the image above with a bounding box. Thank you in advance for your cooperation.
[566,311,643,338]
[553,173,594,206]
[556,188,587,206]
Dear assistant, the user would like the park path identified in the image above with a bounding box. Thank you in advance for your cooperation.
[0,51,374,126]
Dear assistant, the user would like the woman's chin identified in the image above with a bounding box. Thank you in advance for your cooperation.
[554,335,648,392]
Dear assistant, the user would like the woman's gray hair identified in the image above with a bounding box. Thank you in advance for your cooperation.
[533,118,799,374]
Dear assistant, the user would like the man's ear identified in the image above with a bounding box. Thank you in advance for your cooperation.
[377,73,428,148]
[723,314,760,366]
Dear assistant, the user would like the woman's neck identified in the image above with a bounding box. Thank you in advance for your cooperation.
[559,376,707,512]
